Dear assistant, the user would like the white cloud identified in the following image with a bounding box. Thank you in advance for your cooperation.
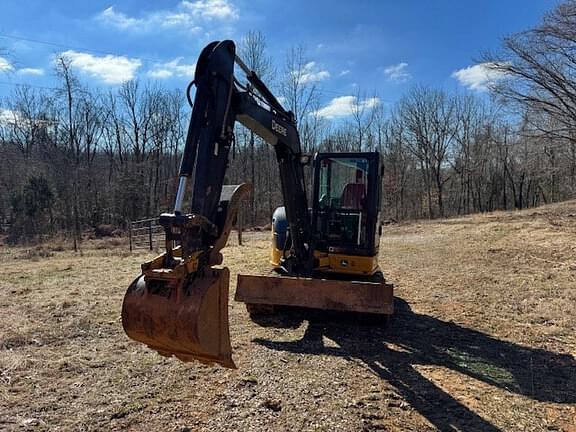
[302,70,330,83]
[384,62,411,82]
[0,108,57,127]
[181,0,238,20]
[313,96,380,119]
[147,58,196,79]
[148,69,173,79]
[0,59,44,77]
[0,109,56,127]
[0,108,24,125]
[295,61,330,84]
[452,62,507,91]
[0,57,14,72]
[339,69,350,77]
[98,6,141,29]
[17,68,44,76]
[97,0,238,32]
[61,50,141,84]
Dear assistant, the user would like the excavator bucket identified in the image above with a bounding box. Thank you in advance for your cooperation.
[121,184,250,369]
[235,273,394,316]
[122,266,235,368]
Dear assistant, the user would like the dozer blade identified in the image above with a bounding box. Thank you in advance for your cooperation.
[122,267,235,368]
[235,274,394,315]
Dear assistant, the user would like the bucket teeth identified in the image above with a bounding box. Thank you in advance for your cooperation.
[122,267,235,369]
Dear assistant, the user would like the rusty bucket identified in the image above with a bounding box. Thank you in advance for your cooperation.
[122,266,235,368]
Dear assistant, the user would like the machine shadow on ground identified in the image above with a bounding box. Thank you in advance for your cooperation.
[252,298,576,432]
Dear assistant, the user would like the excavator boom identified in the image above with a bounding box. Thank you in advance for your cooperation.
[121,39,313,368]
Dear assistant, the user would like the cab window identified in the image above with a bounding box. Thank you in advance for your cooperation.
[316,157,369,246]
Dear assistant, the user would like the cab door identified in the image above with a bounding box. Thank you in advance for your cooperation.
[311,152,381,258]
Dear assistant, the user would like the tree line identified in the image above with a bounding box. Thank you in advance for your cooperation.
[1,1,576,245]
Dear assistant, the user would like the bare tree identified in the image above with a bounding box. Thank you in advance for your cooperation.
[1,86,53,158]
[239,31,275,224]
[484,1,576,144]
[350,87,378,151]
[54,55,82,251]
[398,86,457,217]
[280,45,320,131]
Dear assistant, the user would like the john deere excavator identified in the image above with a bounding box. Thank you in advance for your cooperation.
[122,40,394,369]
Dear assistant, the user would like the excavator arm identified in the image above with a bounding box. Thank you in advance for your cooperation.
[122,40,316,368]
[172,39,313,274]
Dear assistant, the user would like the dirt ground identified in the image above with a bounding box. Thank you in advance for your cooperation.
[1,201,576,431]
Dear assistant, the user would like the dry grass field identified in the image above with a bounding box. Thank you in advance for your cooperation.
[1,201,576,431]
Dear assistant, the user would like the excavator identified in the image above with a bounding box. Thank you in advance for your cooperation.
[121,40,394,369]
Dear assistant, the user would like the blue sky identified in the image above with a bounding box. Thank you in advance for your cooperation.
[0,0,555,119]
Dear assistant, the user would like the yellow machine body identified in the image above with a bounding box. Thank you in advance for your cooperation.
[271,246,380,276]
[236,239,393,317]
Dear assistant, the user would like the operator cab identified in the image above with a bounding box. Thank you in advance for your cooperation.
[312,152,381,258]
